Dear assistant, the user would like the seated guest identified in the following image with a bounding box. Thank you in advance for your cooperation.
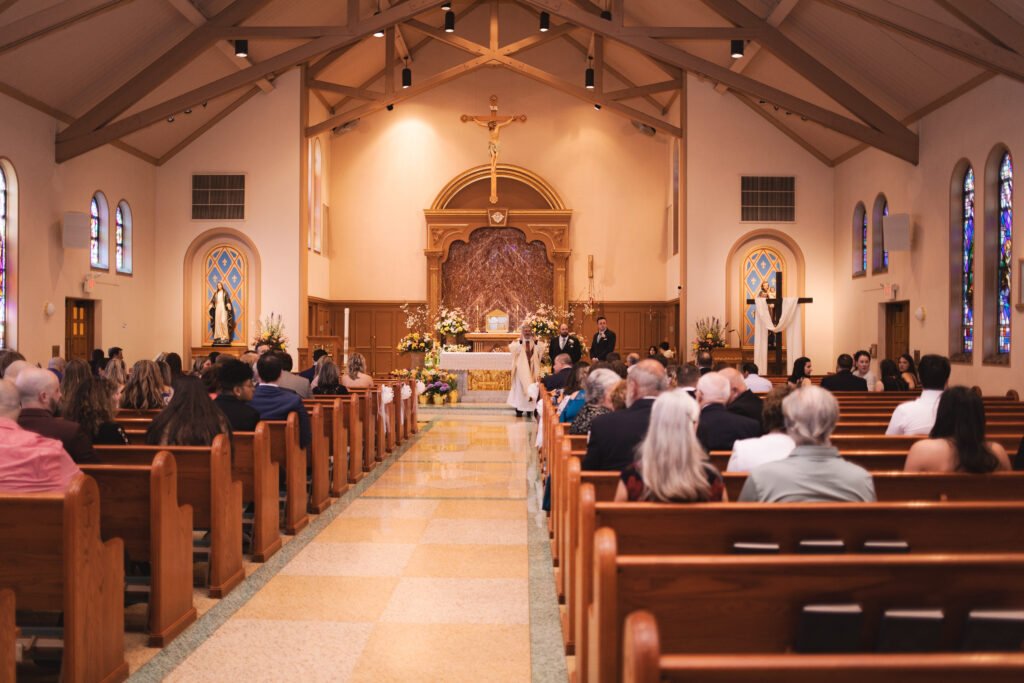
[659,341,674,360]
[615,389,726,502]
[190,355,211,376]
[886,354,950,435]
[787,356,812,388]
[0,349,25,376]
[147,376,231,446]
[108,346,123,362]
[583,360,667,471]
[695,372,760,452]
[558,365,589,424]
[156,360,174,402]
[726,385,795,472]
[165,352,185,380]
[249,353,313,448]
[3,359,30,382]
[738,386,876,502]
[311,360,349,396]
[103,357,128,388]
[570,368,618,435]
[16,368,96,463]
[852,350,879,391]
[721,367,764,426]
[605,352,622,363]
[273,352,312,399]
[59,359,92,415]
[541,353,573,391]
[341,352,374,390]
[741,362,772,393]
[299,348,328,382]
[122,360,169,410]
[89,348,106,375]
[48,356,66,381]
[609,379,627,411]
[905,386,1010,473]
[208,351,222,364]
[898,353,920,390]
[63,377,128,445]
[608,360,628,378]
[213,359,261,432]
[626,352,641,367]
[0,379,81,493]
[820,354,868,392]
[676,364,700,397]
[875,358,909,391]
[696,350,713,375]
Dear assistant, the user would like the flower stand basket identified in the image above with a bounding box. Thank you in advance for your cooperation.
[431,394,444,406]
[448,390,459,404]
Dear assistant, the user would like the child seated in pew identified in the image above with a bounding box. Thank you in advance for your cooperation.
[615,389,727,503]
[63,376,129,445]
[904,386,1011,473]
[146,376,231,446]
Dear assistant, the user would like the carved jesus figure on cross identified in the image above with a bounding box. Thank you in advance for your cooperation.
[461,95,526,204]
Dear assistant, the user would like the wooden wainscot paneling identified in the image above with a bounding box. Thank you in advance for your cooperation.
[305,299,425,376]
[569,300,679,360]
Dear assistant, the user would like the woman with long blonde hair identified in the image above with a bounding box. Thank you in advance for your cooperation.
[121,360,167,410]
[103,357,128,387]
[615,389,727,502]
[341,352,374,389]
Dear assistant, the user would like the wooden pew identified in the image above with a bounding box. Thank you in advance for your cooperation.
[590,531,1024,683]
[347,387,380,470]
[231,424,282,561]
[338,395,365,484]
[1,589,15,683]
[622,610,1024,683]
[264,413,311,535]
[303,397,352,497]
[834,421,1024,436]
[307,404,331,513]
[0,475,129,683]
[79,452,197,646]
[94,436,244,598]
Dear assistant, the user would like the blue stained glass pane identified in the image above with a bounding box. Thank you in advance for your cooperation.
[205,246,246,343]
[861,214,867,272]
[742,248,782,346]
[962,167,975,354]
[998,153,1013,354]
[882,202,889,267]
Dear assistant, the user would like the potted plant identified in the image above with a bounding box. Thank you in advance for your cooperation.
[398,332,434,369]
[435,307,469,346]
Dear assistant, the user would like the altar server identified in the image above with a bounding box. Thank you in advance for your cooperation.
[508,324,547,417]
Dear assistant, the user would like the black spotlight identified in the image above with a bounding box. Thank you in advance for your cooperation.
[594,104,601,111]
[387,104,394,111]
[234,39,248,57]
[539,11,550,32]
[373,10,384,37]
[585,56,594,89]
[600,10,611,20]
[402,65,412,88]
[441,1,451,9]
[444,11,455,32]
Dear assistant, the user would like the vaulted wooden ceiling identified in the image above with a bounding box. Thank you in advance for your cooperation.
[1,0,1022,167]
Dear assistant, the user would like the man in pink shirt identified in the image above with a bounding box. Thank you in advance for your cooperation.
[0,379,80,493]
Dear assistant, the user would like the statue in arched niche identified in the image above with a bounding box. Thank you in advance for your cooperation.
[209,282,235,345]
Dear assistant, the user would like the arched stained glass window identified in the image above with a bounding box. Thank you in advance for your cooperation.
[0,166,6,348]
[852,202,866,276]
[862,212,868,272]
[962,167,975,354]
[90,192,108,269]
[997,152,1013,354]
[115,200,132,274]
[882,201,889,268]
[742,247,784,346]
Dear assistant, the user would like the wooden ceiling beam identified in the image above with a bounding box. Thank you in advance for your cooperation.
[307,42,361,79]
[0,1,21,15]
[498,21,575,55]
[490,0,499,50]
[939,0,1024,56]
[404,18,488,55]
[702,0,912,142]
[309,79,383,100]
[523,0,917,163]
[57,0,273,146]
[157,85,261,165]
[823,0,1024,83]
[714,0,799,93]
[55,0,441,161]
[622,26,762,39]
[730,91,834,166]
[606,79,679,100]
[0,0,136,56]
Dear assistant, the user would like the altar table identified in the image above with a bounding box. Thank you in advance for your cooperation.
[438,352,513,402]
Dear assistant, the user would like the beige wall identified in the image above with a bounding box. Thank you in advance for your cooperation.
[833,75,1024,395]
[327,67,672,303]
[685,74,836,368]
[153,68,302,361]
[0,92,158,365]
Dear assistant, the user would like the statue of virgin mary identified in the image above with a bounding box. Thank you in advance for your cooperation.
[209,282,235,345]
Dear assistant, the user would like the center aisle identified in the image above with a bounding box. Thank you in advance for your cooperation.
[159,412,565,682]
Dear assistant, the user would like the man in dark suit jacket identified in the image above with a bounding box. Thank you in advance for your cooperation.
[214,359,261,432]
[549,323,582,363]
[820,354,869,392]
[583,360,667,471]
[721,367,764,427]
[249,354,312,447]
[541,354,573,391]
[590,316,617,362]
[695,372,761,452]
[298,349,328,382]
[15,368,96,463]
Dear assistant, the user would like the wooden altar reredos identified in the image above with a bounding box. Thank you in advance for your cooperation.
[424,164,572,320]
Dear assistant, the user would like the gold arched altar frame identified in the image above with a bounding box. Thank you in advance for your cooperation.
[424,164,572,317]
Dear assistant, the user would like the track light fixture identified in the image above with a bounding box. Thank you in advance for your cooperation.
[585,56,594,89]
[600,10,611,20]
[387,104,394,111]
[402,58,411,88]
[184,108,192,114]
[594,104,601,111]
[167,116,174,122]
[444,11,455,32]
[539,11,550,32]
[234,39,248,57]
[730,39,744,59]
[373,8,384,37]
[441,1,451,9]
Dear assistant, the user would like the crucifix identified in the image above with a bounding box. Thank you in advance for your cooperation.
[745,270,814,374]
[461,94,526,204]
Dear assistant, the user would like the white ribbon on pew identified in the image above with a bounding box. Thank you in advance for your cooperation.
[381,385,394,405]
[415,380,426,396]
[401,384,412,401]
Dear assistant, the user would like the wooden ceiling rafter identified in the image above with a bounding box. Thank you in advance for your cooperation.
[0,0,137,56]
[938,0,1024,57]
[730,90,833,166]
[522,0,918,163]
[714,0,800,94]
[156,84,262,165]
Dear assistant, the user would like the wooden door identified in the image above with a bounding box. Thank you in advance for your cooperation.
[65,299,94,361]
[349,306,406,376]
[885,301,910,360]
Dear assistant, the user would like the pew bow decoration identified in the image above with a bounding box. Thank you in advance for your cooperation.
[416,380,426,396]
[401,384,412,401]
[381,385,394,405]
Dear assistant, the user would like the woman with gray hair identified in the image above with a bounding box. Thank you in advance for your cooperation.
[738,386,876,502]
[614,389,726,502]
[569,368,619,435]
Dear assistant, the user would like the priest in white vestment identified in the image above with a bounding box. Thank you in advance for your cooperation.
[507,324,547,416]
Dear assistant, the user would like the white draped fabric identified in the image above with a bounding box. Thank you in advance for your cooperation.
[754,298,803,376]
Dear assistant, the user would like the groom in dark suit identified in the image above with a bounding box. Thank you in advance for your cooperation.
[549,323,582,363]
[249,353,312,448]
[590,316,616,362]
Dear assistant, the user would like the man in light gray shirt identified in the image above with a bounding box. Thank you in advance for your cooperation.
[271,351,313,399]
[738,385,875,502]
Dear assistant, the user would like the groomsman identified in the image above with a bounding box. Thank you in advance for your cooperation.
[549,323,582,363]
[590,316,617,362]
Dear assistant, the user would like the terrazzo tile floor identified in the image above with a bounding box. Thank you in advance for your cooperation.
[132,412,566,682]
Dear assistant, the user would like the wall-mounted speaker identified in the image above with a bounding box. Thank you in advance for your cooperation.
[62,212,91,249]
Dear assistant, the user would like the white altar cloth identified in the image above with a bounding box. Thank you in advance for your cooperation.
[438,351,512,371]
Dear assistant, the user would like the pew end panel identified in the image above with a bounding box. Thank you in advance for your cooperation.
[232,424,282,562]
[266,413,311,535]
[0,589,13,683]
[308,404,331,514]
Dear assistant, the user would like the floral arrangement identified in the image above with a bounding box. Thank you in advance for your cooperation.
[253,312,288,350]
[397,332,434,353]
[424,380,452,396]
[524,303,559,339]
[400,303,430,331]
[390,367,456,387]
[435,307,468,337]
[692,316,731,353]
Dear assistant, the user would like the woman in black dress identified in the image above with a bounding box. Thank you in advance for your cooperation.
[64,376,129,445]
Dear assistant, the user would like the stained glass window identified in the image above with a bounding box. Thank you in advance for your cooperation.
[115,201,131,274]
[962,167,975,354]
[742,247,783,346]
[861,212,868,273]
[90,197,100,267]
[115,206,124,271]
[0,166,6,349]
[997,152,1013,354]
[882,201,889,268]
